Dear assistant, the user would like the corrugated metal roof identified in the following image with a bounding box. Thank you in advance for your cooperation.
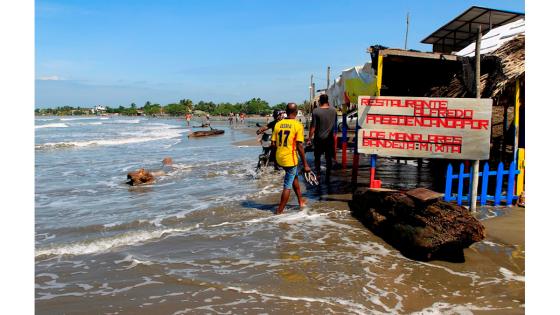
[421,6,524,53]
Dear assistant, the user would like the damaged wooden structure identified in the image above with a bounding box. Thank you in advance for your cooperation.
[350,187,485,261]
[361,7,525,193]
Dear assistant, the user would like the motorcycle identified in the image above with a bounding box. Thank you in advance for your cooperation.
[255,123,274,173]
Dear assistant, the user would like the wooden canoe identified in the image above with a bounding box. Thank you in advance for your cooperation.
[188,129,225,137]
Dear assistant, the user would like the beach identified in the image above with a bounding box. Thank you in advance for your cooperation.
[35,116,524,314]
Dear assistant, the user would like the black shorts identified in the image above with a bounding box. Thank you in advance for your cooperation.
[313,136,334,157]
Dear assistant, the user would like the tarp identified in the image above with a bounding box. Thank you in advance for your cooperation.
[456,19,525,57]
[327,62,378,109]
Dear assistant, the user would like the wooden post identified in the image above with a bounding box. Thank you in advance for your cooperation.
[513,79,521,163]
[516,148,525,195]
[458,163,465,206]
[404,12,410,50]
[494,162,504,206]
[309,75,313,109]
[506,161,516,206]
[469,25,482,212]
[327,66,330,90]
[351,124,360,184]
[369,53,384,188]
[369,155,378,189]
[342,110,348,169]
[444,163,453,202]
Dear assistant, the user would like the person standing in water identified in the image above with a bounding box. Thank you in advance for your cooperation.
[271,103,311,215]
[307,94,337,182]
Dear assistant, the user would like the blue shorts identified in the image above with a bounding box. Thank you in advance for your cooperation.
[282,166,298,189]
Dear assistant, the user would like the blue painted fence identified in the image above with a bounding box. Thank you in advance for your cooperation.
[444,161,520,206]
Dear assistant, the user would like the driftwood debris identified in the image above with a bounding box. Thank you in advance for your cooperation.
[126,168,155,186]
[188,129,225,138]
[126,157,173,186]
[350,188,485,262]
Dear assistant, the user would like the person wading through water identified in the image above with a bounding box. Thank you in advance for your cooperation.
[306,94,337,182]
[271,103,311,215]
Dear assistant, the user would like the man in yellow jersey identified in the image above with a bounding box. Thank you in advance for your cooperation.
[271,103,311,214]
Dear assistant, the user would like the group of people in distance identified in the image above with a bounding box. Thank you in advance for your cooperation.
[228,112,245,125]
[257,94,337,214]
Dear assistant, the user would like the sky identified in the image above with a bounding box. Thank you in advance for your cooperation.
[35,0,525,108]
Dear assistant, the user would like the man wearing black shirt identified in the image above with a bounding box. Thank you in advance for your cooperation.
[257,109,284,169]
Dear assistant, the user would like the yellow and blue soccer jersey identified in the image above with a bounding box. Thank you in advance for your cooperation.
[271,119,304,167]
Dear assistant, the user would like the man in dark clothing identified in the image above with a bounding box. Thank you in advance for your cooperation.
[257,109,285,169]
[306,94,337,181]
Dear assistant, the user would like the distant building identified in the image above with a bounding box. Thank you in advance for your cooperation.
[91,105,107,114]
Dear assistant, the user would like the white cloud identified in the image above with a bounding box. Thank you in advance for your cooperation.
[37,75,63,81]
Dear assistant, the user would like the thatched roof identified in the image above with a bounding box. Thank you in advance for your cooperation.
[428,34,524,99]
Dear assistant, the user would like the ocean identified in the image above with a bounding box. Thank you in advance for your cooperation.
[35,116,524,314]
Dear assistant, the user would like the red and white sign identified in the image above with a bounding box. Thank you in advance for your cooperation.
[357,96,492,160]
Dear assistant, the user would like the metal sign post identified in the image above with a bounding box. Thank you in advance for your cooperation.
[469,25,482,212]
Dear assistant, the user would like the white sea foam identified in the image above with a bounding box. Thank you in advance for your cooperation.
[499,267,525,282]
[35,224,200,257]
[35,127,185,150]
[60,117,99,121]
[222,286,374,315]
[410,302,506,314]
[35,123,69,129]
[109,119,140,124]
[114,254,154,270]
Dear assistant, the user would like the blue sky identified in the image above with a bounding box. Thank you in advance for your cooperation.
[35,0,525,107]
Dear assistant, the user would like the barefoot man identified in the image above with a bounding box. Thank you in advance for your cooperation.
[271,103,311,214]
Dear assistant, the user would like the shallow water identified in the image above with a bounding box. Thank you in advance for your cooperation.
[35,116,524,314]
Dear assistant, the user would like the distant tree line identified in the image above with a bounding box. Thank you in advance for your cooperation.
[35,98,311,116]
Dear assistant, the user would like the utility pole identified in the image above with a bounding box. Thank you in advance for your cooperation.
[309,74,314,112]
[404,12,410,50]
[327,66,331,90]
[469,25,482,212]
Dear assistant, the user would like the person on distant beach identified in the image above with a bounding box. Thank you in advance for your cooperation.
[205,113,211,126]
[307,94,337,182]
[228,112,234,125]
[235,113,239,124]
[271,103,311,215]
[240,113,245,125]
[185,113,192,126]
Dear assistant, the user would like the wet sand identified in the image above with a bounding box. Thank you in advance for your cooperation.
[36,119,524,314]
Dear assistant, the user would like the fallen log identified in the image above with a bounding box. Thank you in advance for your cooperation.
[188,129,225,137]
[349,187,485,262]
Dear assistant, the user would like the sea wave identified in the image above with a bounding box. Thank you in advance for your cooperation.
[35,123,69,129]
[59,117,99,121]
[35,127,185,150]
[106,119,141,124]
[35,224,201,258]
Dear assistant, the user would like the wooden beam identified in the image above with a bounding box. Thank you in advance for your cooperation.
[379,49,457,61]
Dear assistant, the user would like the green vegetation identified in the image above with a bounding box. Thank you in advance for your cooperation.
[35,98,311,116]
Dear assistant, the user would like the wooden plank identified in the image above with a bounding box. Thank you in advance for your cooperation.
[379,49,457,61]
[368,187,398,192]
[406,188,444,202]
